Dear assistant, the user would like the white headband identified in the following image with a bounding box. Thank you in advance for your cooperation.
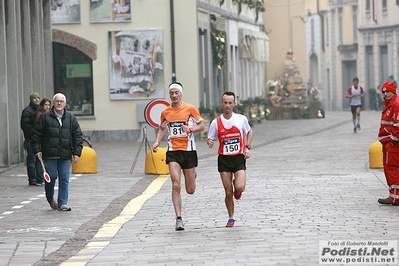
[169,83,183,94]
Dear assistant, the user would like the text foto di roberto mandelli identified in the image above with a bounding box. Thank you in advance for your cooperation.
[328,240,393,246]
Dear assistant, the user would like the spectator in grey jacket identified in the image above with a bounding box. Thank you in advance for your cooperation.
[20,92,43,186]
[32,93,83,211]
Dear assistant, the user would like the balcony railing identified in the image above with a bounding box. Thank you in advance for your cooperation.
[328,0,358,7]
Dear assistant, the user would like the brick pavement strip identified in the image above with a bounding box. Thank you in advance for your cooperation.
[0,111,396,266]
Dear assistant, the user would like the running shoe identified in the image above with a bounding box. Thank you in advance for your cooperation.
[226,218,235,227]
[234,191,242,200]
[175,217,184,231]
[353,127,357,134]
[357,124,361,131]
[58,204,72,211]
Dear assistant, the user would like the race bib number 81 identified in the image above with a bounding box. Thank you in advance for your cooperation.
[223,138,240,155]
[170,121,187,138]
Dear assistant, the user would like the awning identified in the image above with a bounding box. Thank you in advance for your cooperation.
[239,29,269,62]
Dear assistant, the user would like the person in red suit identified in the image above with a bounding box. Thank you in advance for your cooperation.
[378,81,399,206]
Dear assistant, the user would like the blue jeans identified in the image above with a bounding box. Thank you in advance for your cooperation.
[44,158,71,206]
[24,139,39,182]
[35,159,45,183]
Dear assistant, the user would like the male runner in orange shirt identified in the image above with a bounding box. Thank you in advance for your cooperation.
[152,82,205,230]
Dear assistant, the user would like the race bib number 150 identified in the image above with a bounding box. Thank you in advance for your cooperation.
[223,138,240,155]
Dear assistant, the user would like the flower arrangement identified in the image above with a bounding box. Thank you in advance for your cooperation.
[232,0,266,12]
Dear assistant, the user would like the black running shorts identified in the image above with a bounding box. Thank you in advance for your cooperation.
[351,105,362,114]
[217,154,246,173]
[166,150,198,169]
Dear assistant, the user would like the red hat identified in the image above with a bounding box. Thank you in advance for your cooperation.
[382,81,397,94]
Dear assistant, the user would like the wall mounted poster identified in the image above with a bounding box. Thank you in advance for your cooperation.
[51,0,81,24]
[90,0,131,23]
[108,29,165,100]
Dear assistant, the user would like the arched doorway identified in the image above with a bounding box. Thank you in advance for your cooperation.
[52,29,97,116]
[53,43,94,116]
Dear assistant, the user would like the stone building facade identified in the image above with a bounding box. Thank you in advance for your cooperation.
[0,0,53,167]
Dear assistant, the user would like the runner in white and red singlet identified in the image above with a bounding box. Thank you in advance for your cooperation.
[345,77,365,133]
[207,91,253,228]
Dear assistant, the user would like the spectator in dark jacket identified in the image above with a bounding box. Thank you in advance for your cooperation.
[20,92,42,186]
[33,98,52,183]
[32,93,83,211]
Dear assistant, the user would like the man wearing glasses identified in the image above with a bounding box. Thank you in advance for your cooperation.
[32,93,83,211]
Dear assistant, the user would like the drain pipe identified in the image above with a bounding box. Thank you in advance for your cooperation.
[372,0,377,24]
[170,0,177,82]
[317,0,325,52]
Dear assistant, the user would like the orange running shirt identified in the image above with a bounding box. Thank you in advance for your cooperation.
[159,102,203,151]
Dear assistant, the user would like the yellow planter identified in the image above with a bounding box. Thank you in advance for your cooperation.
[72,146,97,174]
[145,147,169,175]
[369,141,383,169]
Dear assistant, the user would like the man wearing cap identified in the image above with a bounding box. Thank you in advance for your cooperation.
[378,81,399,206]
[20,92,44,186]
[152,81,205,231]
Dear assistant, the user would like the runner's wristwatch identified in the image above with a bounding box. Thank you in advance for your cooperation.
[245,145,251,150]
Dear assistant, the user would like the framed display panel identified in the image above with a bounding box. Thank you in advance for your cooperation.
[108,29,165,100]
[90,0,131,23]
[51,0,81,24]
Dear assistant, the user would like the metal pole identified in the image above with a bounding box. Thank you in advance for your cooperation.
[170,0,176,82]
